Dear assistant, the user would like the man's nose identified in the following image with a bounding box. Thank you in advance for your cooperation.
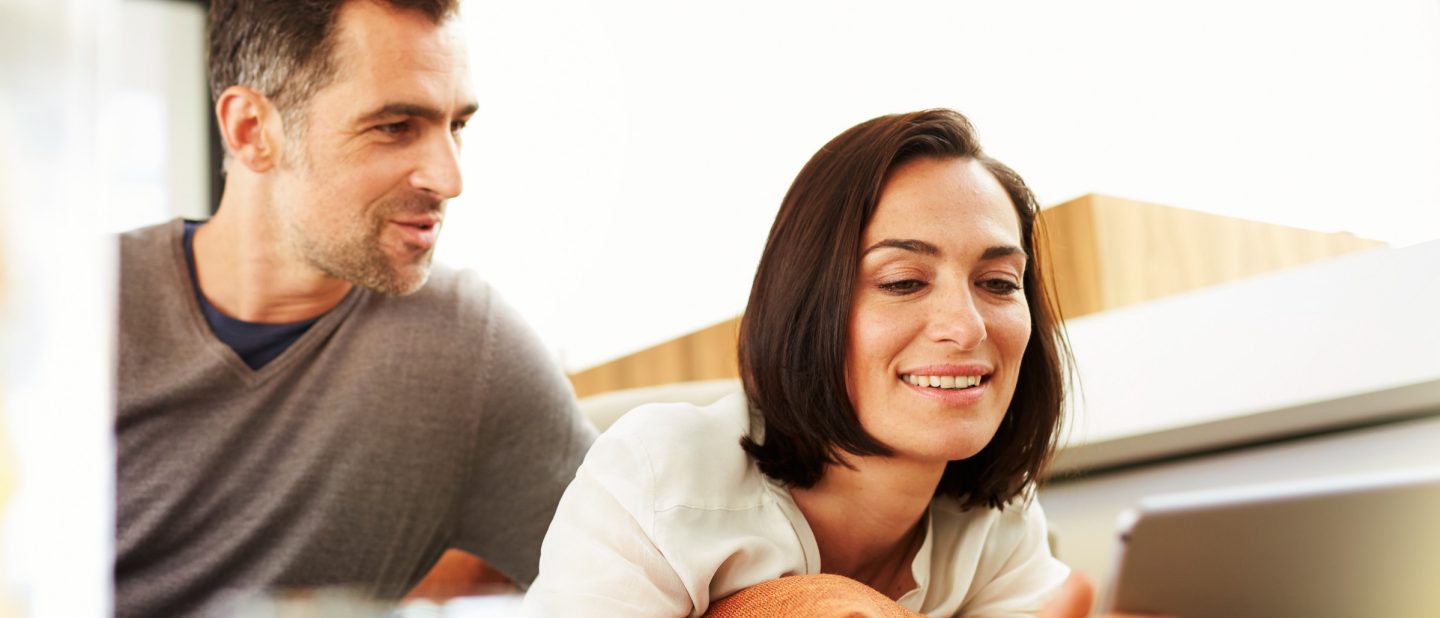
[411,130,463,199]
[927,284,987,351]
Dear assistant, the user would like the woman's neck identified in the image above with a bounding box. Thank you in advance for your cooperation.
[789,455,944,599]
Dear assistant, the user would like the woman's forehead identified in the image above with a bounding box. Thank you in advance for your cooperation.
[864,158,1022,253]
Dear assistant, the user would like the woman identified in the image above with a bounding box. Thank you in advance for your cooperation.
[524,110,1119,617]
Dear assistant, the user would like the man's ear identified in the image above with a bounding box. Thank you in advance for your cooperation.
[215,85,282,173]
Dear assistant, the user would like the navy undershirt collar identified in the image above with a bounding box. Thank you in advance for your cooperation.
[183,221,319,370]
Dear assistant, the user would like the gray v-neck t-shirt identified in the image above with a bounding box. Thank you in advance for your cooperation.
[115,219,596,617]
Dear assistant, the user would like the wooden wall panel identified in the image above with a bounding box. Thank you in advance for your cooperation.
[1034,195,1104,320]
[569,317,740,399]
[1047,194,1384,318]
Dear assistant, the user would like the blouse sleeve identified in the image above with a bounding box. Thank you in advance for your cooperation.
[957,500,1072,617]
[521,429,695,617]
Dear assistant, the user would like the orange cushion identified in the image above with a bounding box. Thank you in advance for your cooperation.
[703,573,926,618]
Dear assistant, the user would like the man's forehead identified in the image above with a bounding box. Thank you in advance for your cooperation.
[333,2,466,66]
[327,1,475,113]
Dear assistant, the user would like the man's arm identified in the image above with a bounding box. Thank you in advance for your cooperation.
[449,284,597,586]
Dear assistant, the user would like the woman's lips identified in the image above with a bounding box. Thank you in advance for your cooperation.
[901,375,989,405]
[898,364,992,406]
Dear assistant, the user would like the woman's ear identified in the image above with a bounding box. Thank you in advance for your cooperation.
[214,85,278,173]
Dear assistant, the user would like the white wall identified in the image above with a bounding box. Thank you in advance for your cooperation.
[95,1,1440,372]
[443,0,1440,371]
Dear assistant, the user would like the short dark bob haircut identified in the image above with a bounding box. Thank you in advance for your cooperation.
[738,109,1070,510]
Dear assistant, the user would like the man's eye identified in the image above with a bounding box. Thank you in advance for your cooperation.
[450,119,468,134]
[878,279,927,295]
[376,121,410,136]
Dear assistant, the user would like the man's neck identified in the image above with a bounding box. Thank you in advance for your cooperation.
[790,455,942,597]
[194,189,353,323]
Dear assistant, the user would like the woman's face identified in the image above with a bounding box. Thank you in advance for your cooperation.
[846,156,1031,465]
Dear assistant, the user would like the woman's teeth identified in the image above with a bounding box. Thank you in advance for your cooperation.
[904,374,982,389]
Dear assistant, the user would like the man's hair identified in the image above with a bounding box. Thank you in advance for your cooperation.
[738,109,1070,510]
[208,0,460,132]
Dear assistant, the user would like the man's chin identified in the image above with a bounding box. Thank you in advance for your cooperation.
[365,266,431,296]
[337,257,433,296]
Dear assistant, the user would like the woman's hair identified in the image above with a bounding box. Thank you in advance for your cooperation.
[738,109,1069,509]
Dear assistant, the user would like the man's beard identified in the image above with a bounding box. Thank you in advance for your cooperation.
[292,193,444,296]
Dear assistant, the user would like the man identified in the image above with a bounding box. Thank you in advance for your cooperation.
[114,1,596,615]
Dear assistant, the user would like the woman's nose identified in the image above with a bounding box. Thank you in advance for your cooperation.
[927,285,987,350]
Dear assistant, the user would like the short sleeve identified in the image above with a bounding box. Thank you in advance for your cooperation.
[451,286,598,586]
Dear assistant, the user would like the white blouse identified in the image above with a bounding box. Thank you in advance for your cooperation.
[523,394,1069,617]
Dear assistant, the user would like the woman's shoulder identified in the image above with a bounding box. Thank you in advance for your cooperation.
[604,392,753,445]
[921,494,1065,613]
[597,393,772,511]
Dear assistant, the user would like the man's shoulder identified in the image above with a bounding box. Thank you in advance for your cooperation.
[352,265,537,360]
[372,263,496,324]
[120,218,181,239]
[116,219,190,303]
[409,262,489,300]
[119,219,184,265]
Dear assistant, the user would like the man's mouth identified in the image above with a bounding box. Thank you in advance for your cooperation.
[389,216,442,250]
[392,215,441,231]
[901,374,985,390]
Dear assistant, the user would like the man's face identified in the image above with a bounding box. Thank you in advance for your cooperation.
[271,0,476,295]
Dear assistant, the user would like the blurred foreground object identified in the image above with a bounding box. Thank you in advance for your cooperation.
[0,0,118,616]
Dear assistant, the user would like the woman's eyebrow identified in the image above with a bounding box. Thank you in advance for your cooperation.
[861,238,939,257]
[860,240,1025,261]
[980,245,1025,261]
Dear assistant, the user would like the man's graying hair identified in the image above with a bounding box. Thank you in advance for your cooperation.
[208,0,460,135]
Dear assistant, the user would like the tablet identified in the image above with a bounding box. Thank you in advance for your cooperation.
[1098,469,1440,618]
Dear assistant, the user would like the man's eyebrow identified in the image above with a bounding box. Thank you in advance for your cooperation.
[357,101,479,124]
[861,239,940,257]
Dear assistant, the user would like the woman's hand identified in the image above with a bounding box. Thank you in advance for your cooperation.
[1038,572,1171,618]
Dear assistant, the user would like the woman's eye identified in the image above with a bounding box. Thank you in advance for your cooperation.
[980,278,1022,295]
[878,279,927,295]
